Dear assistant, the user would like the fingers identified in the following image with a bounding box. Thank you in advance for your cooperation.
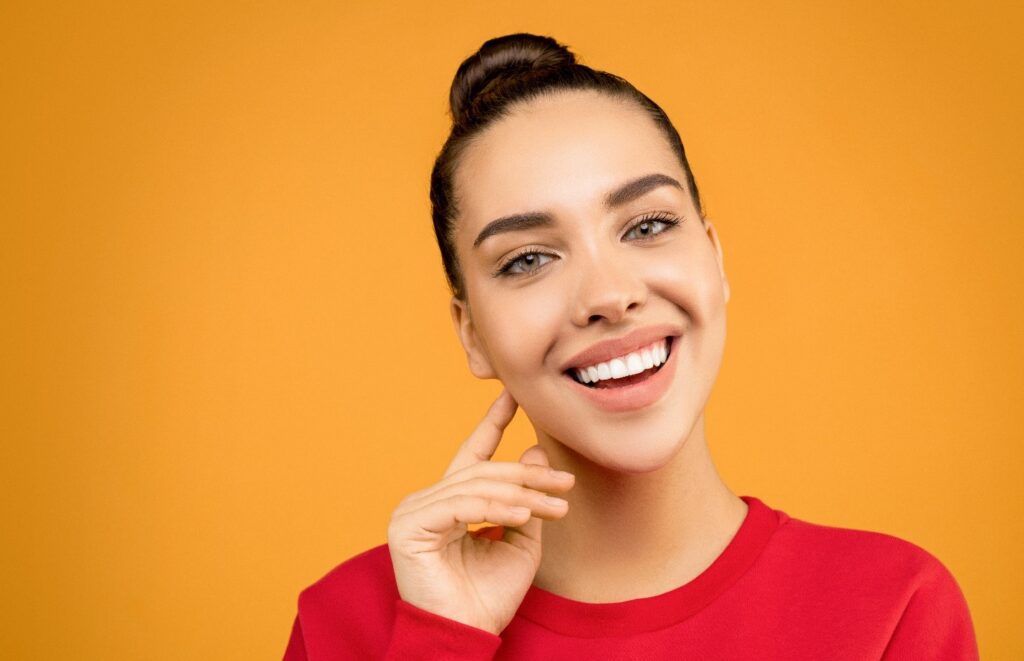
[393,481,570,543]
[392,390,574,546]
[502,445,551,549]
[395,475,571,521]
[396,460,574,516]
[517,444,550,469]
[399,494,539,538]
[442,389,519,479]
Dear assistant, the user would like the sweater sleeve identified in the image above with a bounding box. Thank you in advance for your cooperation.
[382,598,503,660]
[880,558,979,660]
[282,614,308,661]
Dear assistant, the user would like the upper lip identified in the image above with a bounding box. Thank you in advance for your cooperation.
[560,323,682,372]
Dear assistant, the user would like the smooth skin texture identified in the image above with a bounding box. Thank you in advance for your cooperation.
[388,88,748,634]
[387,389,575,635]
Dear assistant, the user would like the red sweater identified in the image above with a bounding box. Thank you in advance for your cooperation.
[282,495,978,660]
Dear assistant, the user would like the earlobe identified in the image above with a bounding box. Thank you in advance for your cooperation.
[449,296,497,379]
[703,218,730,305]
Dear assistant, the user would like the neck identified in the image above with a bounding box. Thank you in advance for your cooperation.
[530,414,747,603]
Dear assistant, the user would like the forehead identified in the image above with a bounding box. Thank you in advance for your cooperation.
[453,90,684,234]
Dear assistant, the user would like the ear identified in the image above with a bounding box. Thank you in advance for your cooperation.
[702,217,730,304]
[449,296,498,379]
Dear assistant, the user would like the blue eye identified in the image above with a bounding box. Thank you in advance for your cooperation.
[623,214,680,240]
[496,251,555,277]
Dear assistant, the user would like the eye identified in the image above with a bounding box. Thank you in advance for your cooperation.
[495,251,556,277]
[622,213,681,241]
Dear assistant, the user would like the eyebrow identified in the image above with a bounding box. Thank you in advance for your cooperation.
[472,173,684,249]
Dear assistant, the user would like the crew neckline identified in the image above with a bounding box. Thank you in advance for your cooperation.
[512,494,783,637]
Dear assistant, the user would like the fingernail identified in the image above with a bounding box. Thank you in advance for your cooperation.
[543,496,568,507]
[549,469,575,481]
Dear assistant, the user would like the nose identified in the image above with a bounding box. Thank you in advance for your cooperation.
[570,250,647,326]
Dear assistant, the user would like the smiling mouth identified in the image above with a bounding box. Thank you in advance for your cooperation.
[564,336,673,389]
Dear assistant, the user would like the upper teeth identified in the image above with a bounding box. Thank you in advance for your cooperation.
[573,338,669,384]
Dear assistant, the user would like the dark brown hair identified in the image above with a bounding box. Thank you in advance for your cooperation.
[430,33,704,300]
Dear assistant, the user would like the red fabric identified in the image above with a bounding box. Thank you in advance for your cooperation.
[282,495,978,660]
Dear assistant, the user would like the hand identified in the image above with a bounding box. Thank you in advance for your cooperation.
[386,388,575,636]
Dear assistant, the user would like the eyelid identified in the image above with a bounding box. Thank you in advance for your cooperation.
[621,211,682,240]
[493,247,557,277]
[493,211,682,278]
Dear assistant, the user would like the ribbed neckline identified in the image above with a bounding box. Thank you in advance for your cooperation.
[512,495,783,637]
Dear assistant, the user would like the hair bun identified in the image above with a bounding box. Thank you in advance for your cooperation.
[449,33,576,126]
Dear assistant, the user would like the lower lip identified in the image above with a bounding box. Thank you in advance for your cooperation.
[564,337,679,413]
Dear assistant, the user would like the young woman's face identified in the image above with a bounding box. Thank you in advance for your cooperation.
[449,90,730,473]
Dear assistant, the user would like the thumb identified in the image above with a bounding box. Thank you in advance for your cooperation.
[502,444,549,553]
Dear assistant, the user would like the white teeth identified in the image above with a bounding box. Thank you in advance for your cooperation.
[570,338,671,385]
[626,354,644,375]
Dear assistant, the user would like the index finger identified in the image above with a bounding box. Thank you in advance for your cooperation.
[442,388,519,478]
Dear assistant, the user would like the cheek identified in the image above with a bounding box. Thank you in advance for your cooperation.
[648,243,728,395]
[477,283,565,377]
[644,241,726,323]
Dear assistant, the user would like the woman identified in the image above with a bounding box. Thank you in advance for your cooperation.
[283,33,978,660]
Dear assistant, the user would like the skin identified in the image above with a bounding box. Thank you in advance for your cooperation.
[448,89,748,603]
[385,88,750,637]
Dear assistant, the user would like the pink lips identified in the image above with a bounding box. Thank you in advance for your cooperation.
[560,323,681,373]
[564,335,678,412]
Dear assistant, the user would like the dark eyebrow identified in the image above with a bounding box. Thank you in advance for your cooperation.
[472,212,553,248]
[472,173,683,249]
[604,173,683,208]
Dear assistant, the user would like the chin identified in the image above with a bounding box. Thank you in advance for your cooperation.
[586,435,689,474]
[512,339,719,473]
[531,398,702,475]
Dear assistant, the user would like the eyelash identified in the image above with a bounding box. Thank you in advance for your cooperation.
[493,212,682,278]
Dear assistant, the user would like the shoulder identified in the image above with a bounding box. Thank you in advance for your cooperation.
[297,542,398,614]
[767,510,976,639]
[774,512,958,588]
[292,543,400,657]
[733,499,979,657]
[777,512,978,657]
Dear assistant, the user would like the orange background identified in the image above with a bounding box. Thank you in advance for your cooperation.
[3,1,1021,658]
